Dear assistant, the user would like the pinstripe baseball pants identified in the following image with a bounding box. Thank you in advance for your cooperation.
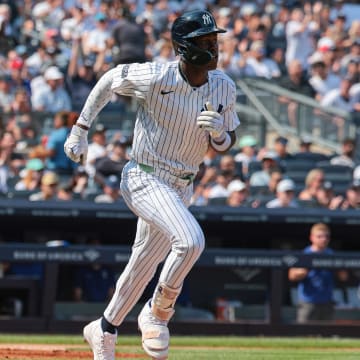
[103,160,205,325]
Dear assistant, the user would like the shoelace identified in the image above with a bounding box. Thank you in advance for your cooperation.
[97,333,116,359]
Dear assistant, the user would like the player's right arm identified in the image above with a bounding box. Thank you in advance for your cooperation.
[64,63,154,163]
[64,68,117,163]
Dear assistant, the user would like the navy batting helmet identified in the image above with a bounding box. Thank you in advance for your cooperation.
[171,10,226,66]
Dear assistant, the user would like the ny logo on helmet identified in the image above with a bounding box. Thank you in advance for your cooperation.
[202,13,212,25]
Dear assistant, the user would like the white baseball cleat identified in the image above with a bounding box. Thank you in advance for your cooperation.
[83,318,117,360]
[138,301,169,360]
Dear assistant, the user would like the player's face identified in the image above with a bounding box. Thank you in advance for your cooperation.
[192,33,219,70]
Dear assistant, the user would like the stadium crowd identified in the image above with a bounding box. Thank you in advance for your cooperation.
[0,0,360,209]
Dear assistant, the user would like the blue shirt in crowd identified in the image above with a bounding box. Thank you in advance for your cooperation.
[298,246,334,304]
[46,127,73,171]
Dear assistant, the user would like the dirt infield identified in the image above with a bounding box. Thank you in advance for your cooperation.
[0,344,146,359]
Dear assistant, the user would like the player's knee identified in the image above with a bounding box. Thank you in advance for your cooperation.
[176,228,205,259]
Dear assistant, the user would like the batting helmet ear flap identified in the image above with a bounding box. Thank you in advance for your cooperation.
[175,39,213,66]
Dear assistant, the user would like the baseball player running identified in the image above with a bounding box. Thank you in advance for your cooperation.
[64,9,240,360]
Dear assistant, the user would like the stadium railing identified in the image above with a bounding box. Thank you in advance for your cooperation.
[236,77,356,154]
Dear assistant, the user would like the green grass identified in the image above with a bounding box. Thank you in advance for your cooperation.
[0,334,360,359]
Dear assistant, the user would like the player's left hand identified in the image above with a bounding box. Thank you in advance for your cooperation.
[196,103,225,139]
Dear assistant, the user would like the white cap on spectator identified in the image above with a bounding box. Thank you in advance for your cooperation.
[32,2,51,18]
[219,7,231,17]
[228,179,246,193]
[309,51,325,65]
[262,150,278,161]
[44,66,64,81]
[277,179,295,193]
[240,4,257,17]
[317,37,336,52]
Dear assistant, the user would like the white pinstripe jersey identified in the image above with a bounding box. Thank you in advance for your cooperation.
[111,61,240,177]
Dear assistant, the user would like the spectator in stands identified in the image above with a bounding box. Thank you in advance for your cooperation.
[207,169,234,202]
[269,47,287,77]
[82,12,111,57]
[293,136,330,162]
[345,59,360,85]
[191,165,218,206]
[248,168,284,208]
[6,56,31,98]
[0,130,18,194]
[66,165,89,199]
[273,136,293,162]
[29,171,59,201]
[95,138,129,181]
[109,7,147,66]
[234,134,258,178]
[329,0,349,26]
[60,5,89,44]
[94,174,121,204]
[266,178,299,208]
[321,75,358,140]
[249,150,279,187]
[218,154,239,179]
[315,180,344,210]
[0,75,14,112]
[40,28,68,70]
[339,38,360,74]
[30,111,73,174]
[330,137,356,168]
[314,37,339,77]
[153,40,176,64]
[312,2,331,35]
[217,33,242,80]
[266,169,284,196]
[8,87,32,114]
[308,52,341,101]
[297,135,313,153]
[285,7,317,69]
[278,59,316,127]
[340,180,360,210]
[31,66,72,113]
[321,75,357,113]
[327,13,348,48]
[242,40,281,79]
[85,123,108,178]
[0,4,16,55]
[298,168,325,201]
[207,154,240,200]
[288,223,348,323]
[226,179,249,207]
[56,182,74,201]
[14,158,44,192]
[66,36,98,112]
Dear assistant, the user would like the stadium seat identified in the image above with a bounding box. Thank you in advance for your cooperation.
[292,152,330,162]
[346,287,360,308]
[247,161,262,177]
[297,199,320,208]
[315,163,353,185]
[249,185,269,196]
[208,197,228,206]
[283,159,317,172]
[283,159,318,187]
